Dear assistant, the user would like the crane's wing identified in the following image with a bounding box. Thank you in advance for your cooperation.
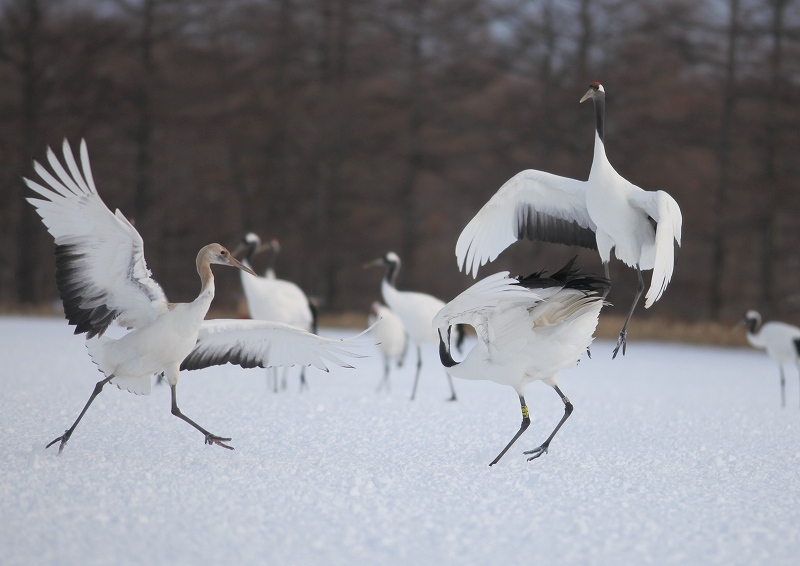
[180,319,370,372]
[627,189,682,308]
[433,271,541,352]
[24,139,168,338]
[456,170,596,278]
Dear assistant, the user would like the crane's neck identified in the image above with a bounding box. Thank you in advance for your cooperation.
[196,255,216,301]
[438,328,458,368]
[243,242,258,268]
[746,316,761,336]
[592,91,605,143]
[384,259,399,287]
[264,245,278,277]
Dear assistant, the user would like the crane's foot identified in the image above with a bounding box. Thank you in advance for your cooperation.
[205,434,234,450]
[523,444,549,461]
[45,430,73,453]
[612,330,627,359]
[446,393,458,402]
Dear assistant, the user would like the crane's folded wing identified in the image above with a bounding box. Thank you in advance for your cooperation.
[627,189,682,308]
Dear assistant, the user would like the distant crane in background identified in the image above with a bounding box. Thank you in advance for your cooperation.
[234,233,318,392]
[456,82,682,359]
[743,310,800,409]
[434,258,609,466]
[25,139,365,453]
[368,301,408,392]
[366,252,461,401]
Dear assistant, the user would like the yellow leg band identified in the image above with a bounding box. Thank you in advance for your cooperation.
[521,405,529,419]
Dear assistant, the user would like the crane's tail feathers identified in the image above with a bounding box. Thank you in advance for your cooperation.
[86,336,152,395]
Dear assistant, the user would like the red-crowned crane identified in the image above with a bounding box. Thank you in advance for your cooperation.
[435,258,609,466]
[743,310,800,409]
[25,140,365,453]
[234,233,318,392]
[366,252,460,401]
[455,83,682,359]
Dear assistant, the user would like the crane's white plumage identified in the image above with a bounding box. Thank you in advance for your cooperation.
[25,139,365,452]
[236,235,316,332]
[744,310,800,408]
[26,140,168,337]
[367,252,459,401]
[435,259,609,465]
[368,302,408,391]
[234,233,318,392]
[455,83,682,357]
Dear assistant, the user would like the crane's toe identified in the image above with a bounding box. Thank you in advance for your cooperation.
[205,434,234,450]
[46,430,72,453]
[612,330,627,359]
[523,444,549,461]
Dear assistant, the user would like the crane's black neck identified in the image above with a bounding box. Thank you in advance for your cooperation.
[593,92,605,142]
[438,328,458,368]
[746,316,761,335]
[384,259,399,287]
[244,241,259,265]
[264,244,278,273]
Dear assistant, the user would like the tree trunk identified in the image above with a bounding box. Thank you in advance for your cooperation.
[15,0,42,304]
[709,0,740,320]
[759,0,788,317]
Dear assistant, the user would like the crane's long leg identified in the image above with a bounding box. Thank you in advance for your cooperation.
[612,265,644,359]
[170,383,233,450]
[780,365,786,409]
[489,395,530,467]
[410,345,422,401]
[524,385,573,461]
[444,371,458,402]
[46,375,115,453]
[299,368,309,392]
[269,367,278,393]
[376,358,391,393]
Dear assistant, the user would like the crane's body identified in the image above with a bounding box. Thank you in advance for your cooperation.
[367,252,458,401]
[238,236,315,332]
[25,140,365,453]
[235,234,317,391]
[744,310,800,408]
[435,258,609,465]
[456,83,682,358]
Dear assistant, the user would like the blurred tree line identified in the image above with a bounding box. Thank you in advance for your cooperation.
[1,0,800,323]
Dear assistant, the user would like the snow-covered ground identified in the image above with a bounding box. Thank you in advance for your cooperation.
[2,315,800,565]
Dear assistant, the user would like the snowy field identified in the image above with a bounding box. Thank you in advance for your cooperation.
[2,315,800,565]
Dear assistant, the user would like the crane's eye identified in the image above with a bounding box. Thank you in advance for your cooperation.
[221,250,228,256]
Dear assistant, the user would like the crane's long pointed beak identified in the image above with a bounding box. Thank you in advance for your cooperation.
[579,88,594,103]
[363,258,384,269]
[229,256,256,276]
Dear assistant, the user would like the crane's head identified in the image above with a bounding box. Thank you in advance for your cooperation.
[363,251,400,270]
[231,232,262,260]
[743,310,761,326]
[363,252,401,286]
[200,243,256,276]
[580,82,605,103]
[264,238,281,255]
